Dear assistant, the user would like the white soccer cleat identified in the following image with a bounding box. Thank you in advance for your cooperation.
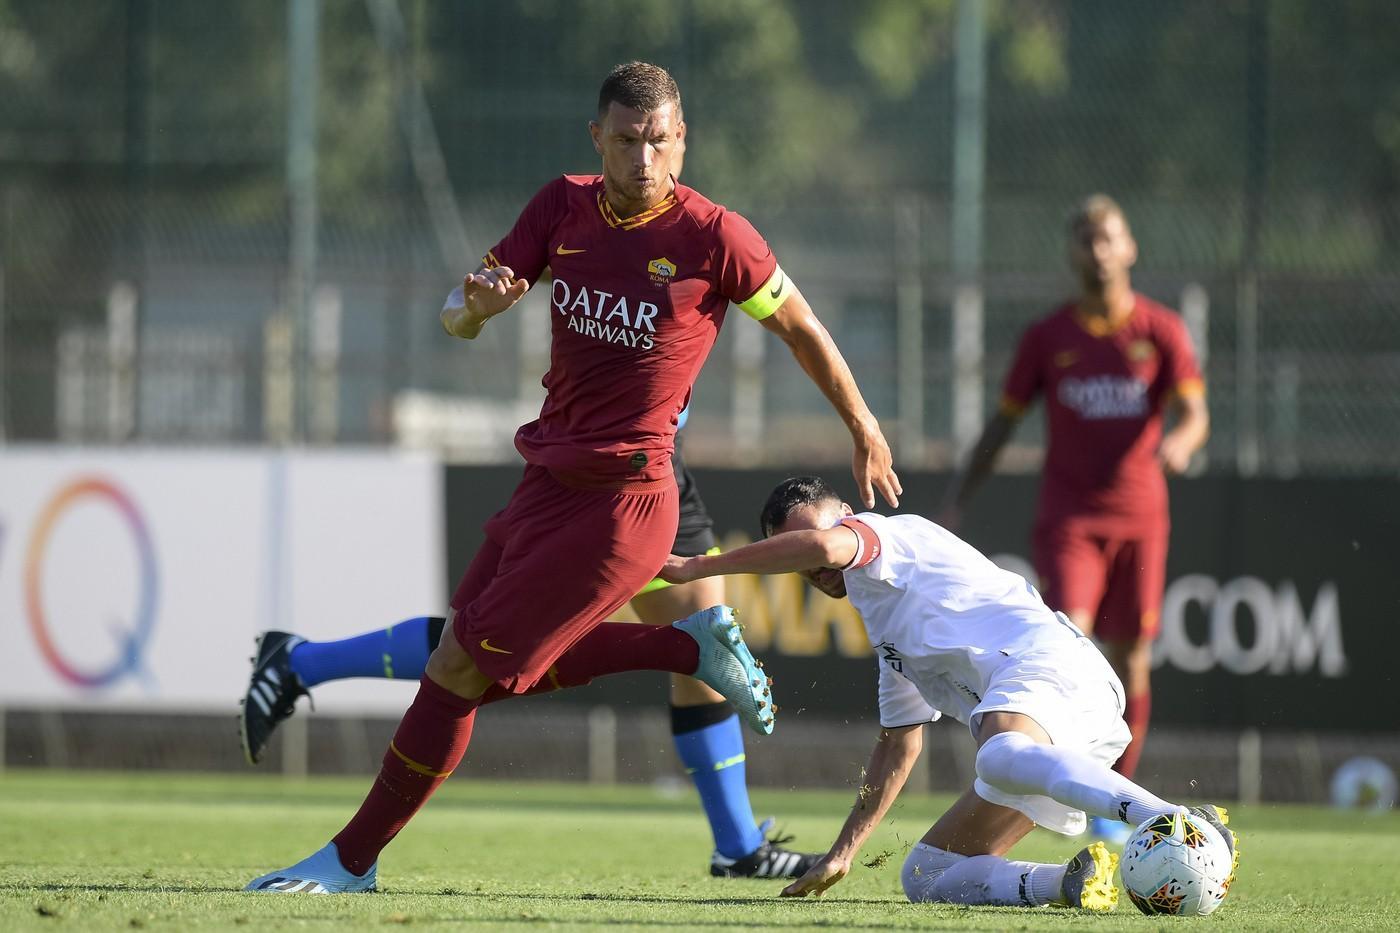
[245,842,377,893]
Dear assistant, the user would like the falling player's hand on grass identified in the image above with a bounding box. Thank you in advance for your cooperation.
[780,854,849,898]
[441,266,530,339]
[853,426,901,509]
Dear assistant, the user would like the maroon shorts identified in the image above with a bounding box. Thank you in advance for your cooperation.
[1032,519,1168,642]
[449,464,679,693]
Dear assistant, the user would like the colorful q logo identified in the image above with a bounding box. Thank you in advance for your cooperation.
[24,477,158,688]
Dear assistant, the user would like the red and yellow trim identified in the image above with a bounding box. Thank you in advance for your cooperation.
[1073,306,1137,337]
[998,395,1028,418]
[1172,377,1206,399]
[389,741,454,778]
[597,190,677,230]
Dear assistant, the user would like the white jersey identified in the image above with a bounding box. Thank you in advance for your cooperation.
[840,511,1085,729]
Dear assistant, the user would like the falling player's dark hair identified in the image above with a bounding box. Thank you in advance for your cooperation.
[597,61,682,120]
[759,475,843,538]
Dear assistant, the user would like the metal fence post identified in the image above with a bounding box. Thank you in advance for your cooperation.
[951,0,987,461]
[588,705,618,785]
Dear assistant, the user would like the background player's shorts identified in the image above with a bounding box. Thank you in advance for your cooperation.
[970,618,1131,835]
[450,464,679,692]
[635,443,717,595]
[1032,519,1169,641]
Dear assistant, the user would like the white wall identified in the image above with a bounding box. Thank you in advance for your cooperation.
[0,448,444,713]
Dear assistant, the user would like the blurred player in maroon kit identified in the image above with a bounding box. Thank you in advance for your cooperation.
[941,195,1207,841]
[247,61,900,893]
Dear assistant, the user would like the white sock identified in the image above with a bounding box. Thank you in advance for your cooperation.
[902,842,1064,907]
[975,730,1176,827]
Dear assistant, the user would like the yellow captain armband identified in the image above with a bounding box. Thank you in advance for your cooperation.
[737,264,794,321]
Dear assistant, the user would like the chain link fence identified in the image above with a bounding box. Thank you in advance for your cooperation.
[3,0,1398,474]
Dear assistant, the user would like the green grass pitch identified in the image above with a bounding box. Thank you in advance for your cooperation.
[2,770,1397,931]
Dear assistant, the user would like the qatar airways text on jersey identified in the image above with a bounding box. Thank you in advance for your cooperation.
[551,276,660,351]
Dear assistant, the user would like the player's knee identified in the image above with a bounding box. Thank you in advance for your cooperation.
[974,730,1036,786]
[901,843,964,903]
[424,637,491,698]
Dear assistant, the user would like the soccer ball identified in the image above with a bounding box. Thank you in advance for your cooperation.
[1119,809,1234,916]
[1329,756,1398,811]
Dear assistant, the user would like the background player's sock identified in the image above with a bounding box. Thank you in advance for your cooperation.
[670,702,765,859]
[331,676,477,875]
[290,616,442,687]
[902,843,1064,906]
[1112,692,1151,777]
[975,730,1175,826]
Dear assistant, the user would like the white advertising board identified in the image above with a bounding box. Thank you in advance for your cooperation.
[0,448,444,713]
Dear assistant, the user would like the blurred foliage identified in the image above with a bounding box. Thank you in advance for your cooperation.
[0,0,1397,267]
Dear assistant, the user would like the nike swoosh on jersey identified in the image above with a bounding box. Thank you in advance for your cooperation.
[479,638,513,655]
[556,245,586,255]
[769,271,786,300]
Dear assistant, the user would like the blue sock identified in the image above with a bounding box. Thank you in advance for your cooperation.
[672,704,765,859]
[289,616,435,688]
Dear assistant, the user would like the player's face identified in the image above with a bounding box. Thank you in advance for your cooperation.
[590,101,685,211]
[775,502,852,600]
[1069,212,1137,292]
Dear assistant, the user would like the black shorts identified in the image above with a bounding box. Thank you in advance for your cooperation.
[672,442,716,558]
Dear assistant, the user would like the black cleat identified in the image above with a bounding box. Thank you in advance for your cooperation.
[239,631,309,765]
[709,823,822,879]
[1189,804,1240,891]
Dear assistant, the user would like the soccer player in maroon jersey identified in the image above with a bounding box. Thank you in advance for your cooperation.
[940,195,1208,843]
[247,61,901,893]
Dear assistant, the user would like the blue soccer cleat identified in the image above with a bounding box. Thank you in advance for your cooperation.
[673,606,776,735]
[1087,814,1132,846]
[245,842,377,894]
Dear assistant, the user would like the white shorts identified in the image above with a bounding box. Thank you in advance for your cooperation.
[970,628,1131,835]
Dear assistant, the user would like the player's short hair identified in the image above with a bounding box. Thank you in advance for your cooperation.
[1069,193,1130,235]
[597,61,682,120]
[760,475,842,538]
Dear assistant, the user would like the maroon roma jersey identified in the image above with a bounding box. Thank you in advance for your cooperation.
[483,175,777,485]
[1001,295,1204,530]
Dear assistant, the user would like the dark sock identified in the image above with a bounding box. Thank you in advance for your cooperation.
[331,677,477,874]
[671,703,763,858]
[290,616,439,686]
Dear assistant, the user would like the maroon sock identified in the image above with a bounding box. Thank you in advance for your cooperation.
[553,621,700,683]
[331,677,478,874]
[1113,692,1152,779]
[475,622,700,706]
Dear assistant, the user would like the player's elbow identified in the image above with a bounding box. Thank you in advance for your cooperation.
[816,531,859,570]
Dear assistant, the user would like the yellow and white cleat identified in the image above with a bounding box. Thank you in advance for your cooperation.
[1059,840,1119,911]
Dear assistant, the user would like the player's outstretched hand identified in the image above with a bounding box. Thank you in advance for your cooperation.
[658,554,697,585]
[441,266,530,339]
[780,855,849,898]
[853,426,901,509]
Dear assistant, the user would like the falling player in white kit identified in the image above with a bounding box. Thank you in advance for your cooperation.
[659,476,1237,911]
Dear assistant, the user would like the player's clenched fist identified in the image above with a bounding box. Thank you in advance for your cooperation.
[440,266,530,339]
[779,855,849,897]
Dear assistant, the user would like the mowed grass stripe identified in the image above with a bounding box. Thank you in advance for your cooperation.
[3,770,1398,931]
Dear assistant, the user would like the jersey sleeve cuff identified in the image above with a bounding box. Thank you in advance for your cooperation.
[998,395,1028,418]
[737,264,793,321]
[1172,377,1206,399]
[838,518,882,571]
